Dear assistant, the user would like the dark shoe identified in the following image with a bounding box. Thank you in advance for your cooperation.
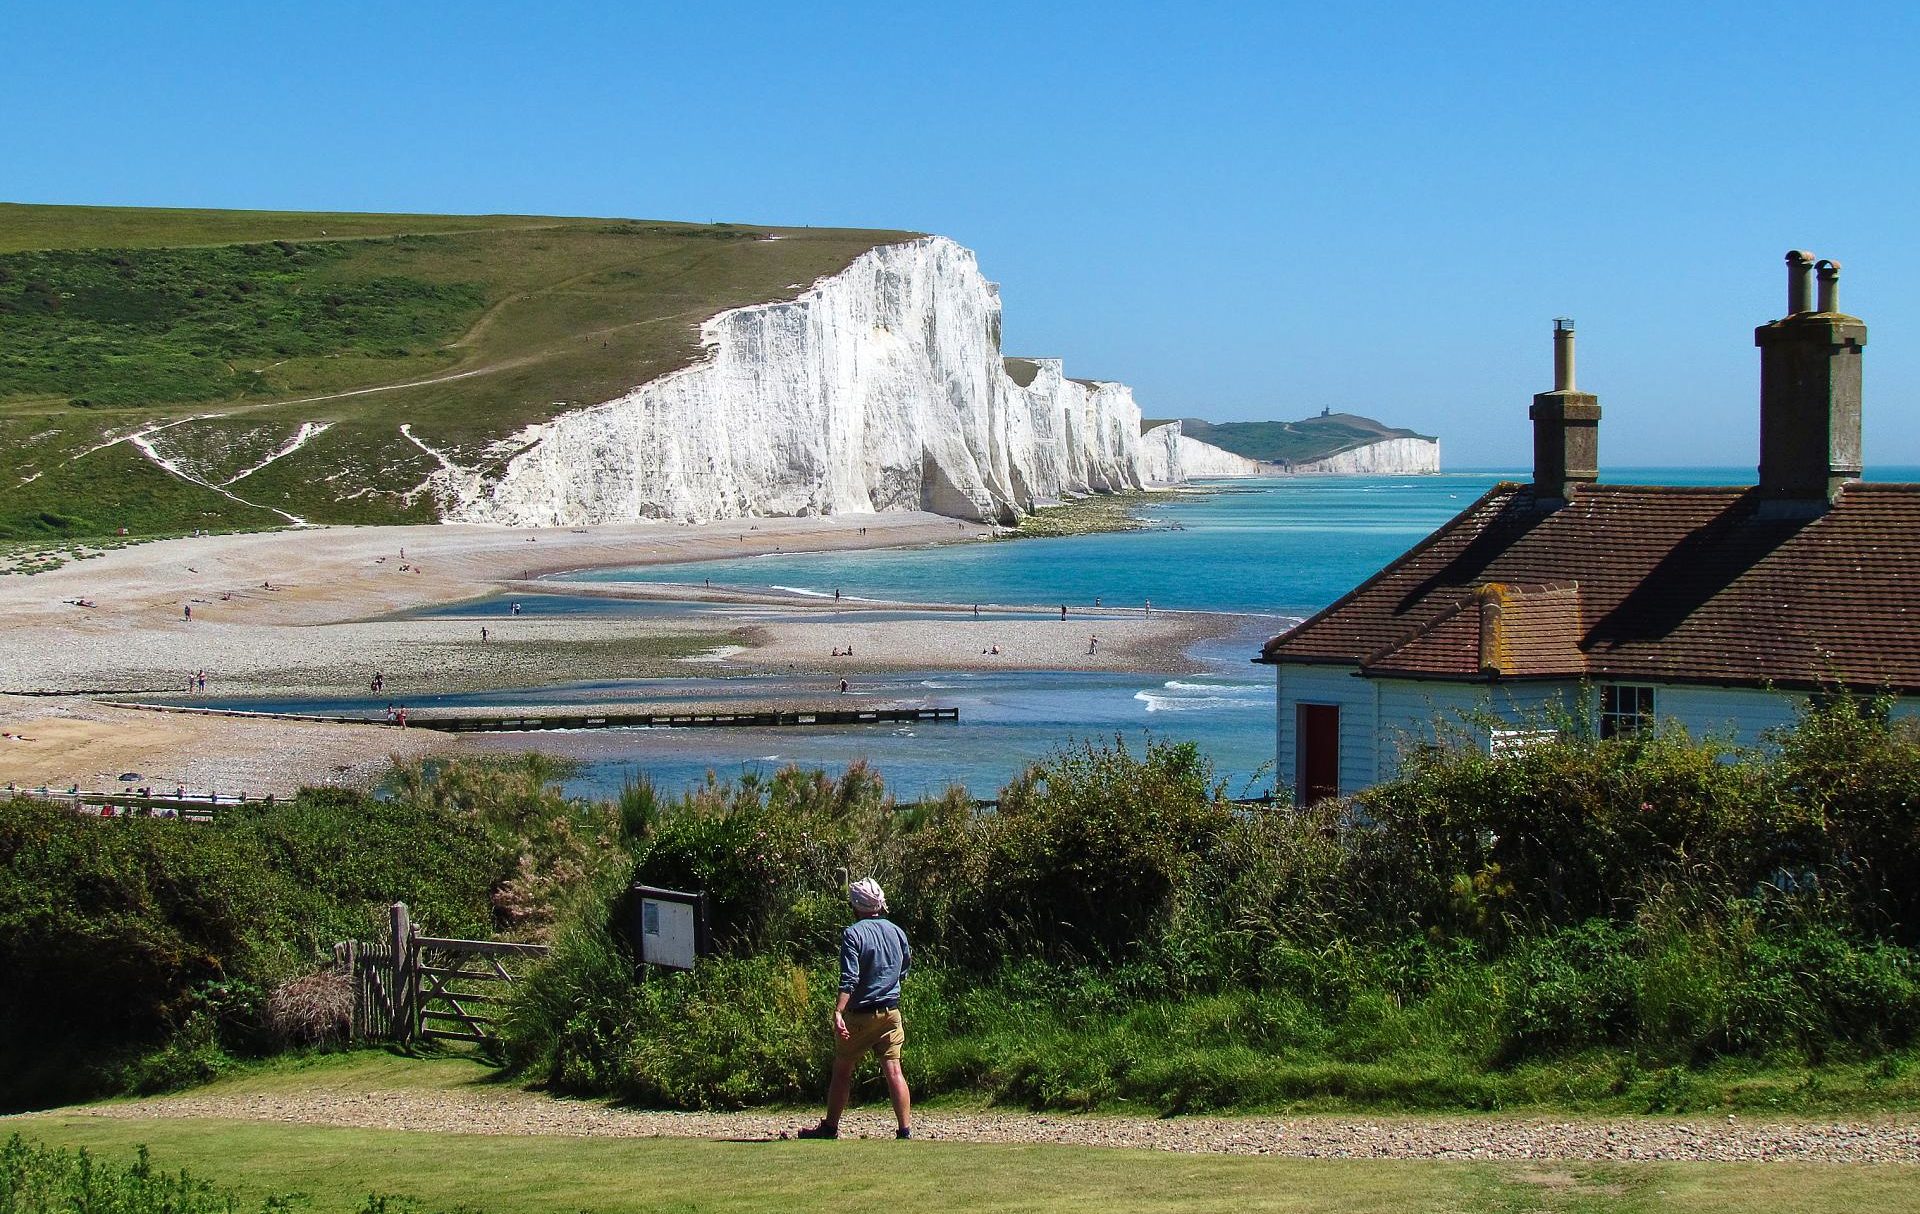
[896,1127,912,1140]
[796,1122,839,1140]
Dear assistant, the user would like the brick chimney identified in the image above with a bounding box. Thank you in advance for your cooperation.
[1530,318,1600,502]
[1755,251,1866,503]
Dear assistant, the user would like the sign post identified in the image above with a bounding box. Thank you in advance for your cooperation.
[627,885,711,970]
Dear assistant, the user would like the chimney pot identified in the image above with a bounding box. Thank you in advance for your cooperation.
[1552,318,1576,391]
[1816,259,1841,314]
[1786,250,1816,315]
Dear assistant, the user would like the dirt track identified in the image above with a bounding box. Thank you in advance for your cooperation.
[59,1086,1920,1163]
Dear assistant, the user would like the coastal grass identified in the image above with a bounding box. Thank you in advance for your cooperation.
[0,756,627,1111]
[13,1117,1920,1214]
[0,204,919,537]
[509,707,1920,1116]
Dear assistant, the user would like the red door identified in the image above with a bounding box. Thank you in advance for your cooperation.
[1296,703,1341,805]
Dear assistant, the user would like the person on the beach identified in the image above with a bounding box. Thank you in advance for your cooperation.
[1059,604,1067,621]
[481,626,489,643]
[183,604,191,620]
[839,678,849,694]
[834,588,841,600]
[1088,635,1099,655]
[1144,598,1151,618]
[798,878,912,1140]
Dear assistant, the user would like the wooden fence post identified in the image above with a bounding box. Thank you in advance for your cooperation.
[389,901,412,1044]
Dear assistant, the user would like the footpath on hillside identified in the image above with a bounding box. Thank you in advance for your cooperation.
[53,1082,1920,1164]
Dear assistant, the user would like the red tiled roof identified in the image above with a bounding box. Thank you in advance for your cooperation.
[1259,481,1920,693]
[1364,581,1586,678]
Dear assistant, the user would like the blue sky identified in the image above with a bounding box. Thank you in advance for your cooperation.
[5,1,1916,466]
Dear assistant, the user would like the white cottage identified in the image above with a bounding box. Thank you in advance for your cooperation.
[1257,253,1919,804]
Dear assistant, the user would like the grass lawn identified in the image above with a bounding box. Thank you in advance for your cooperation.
[11,1112,1917,1214]
[9,1055,1917,1213]
[0,203,919,538]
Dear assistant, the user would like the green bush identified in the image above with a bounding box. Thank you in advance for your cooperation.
[0,757,619,1110]
[1498,920,1640,1057]
[503,700,1920,1112]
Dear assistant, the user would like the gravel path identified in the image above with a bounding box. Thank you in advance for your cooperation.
[58,1087,1920,1163]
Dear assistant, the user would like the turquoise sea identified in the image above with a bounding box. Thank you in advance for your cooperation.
[201,466,1919,801]
[564,471,1516,617]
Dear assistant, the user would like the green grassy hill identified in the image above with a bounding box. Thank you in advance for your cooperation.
[0,203,917,539]
[1142,412,1434,465]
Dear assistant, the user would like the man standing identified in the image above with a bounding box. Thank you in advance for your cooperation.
[799,878,912,1140]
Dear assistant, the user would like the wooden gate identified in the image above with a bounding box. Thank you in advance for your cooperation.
[412,934,549,1045]
[334,902,549,1046]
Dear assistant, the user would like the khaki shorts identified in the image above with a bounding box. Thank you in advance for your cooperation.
[837,1007,905,1062]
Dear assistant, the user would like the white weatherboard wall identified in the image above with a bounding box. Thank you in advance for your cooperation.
[1272,664,1378,800]
[1373,679,1580,781]
[1273,664,1920,798]
[445,237,1149,527]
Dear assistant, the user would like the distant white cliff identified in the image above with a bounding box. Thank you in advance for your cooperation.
[1289,436,1441,474]
[1139,422,1266,483]
[443,237,1149,527]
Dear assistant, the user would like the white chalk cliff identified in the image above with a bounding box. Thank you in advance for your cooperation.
[1139,422,1266,483]
[443,237,1152,527]
[1290,436,1441,474]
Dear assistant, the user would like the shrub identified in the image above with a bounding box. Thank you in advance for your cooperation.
[1498,920,1640,1058]
[503,702,1920,1111]
[0,758,616,1109]
[265,970,355,1048]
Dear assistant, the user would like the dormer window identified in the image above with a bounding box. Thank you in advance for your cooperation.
[1599,684,1655,739]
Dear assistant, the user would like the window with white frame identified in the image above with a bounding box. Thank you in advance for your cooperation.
[1599,684,1655,739]
[1489,727,1558,757]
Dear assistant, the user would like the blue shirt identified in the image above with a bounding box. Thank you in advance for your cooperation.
[839,916,911,1010]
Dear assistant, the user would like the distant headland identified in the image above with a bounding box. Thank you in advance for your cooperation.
[1140,411,1441,476]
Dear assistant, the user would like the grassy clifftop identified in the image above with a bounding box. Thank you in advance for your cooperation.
[1143,411,1435,465]
[0,204,918,539]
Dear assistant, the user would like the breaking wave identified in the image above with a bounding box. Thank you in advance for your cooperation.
[1133,679,1271,713]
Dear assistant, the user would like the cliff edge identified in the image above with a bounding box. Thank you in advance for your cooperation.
[445,237,1149,526]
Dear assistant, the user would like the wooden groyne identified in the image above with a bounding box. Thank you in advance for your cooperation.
[120,702,960,733]
[416,706,959,733]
